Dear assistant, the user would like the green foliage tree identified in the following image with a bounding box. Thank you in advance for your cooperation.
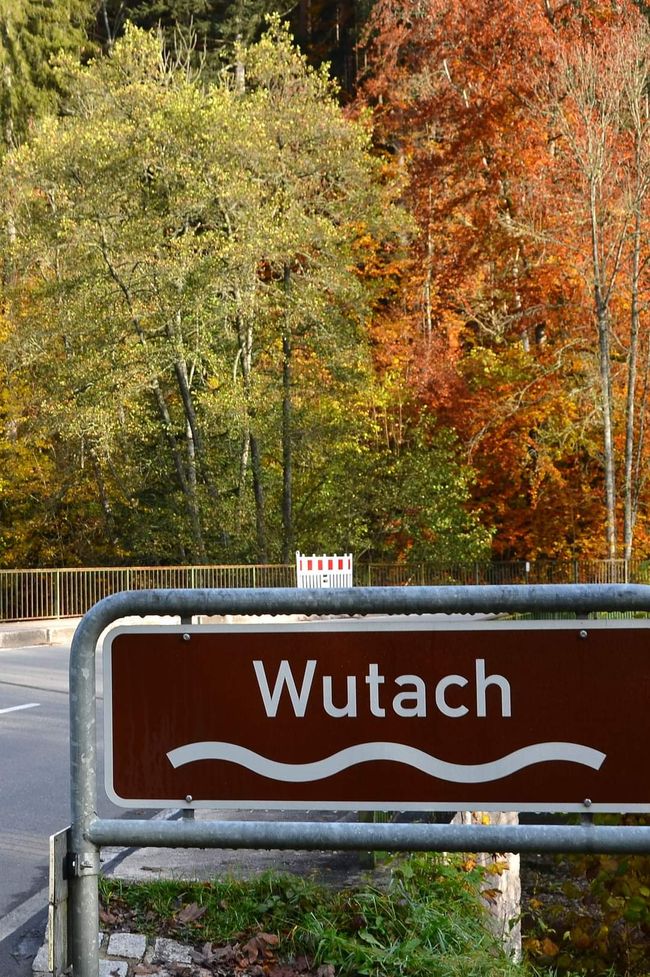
[294,402,492,562]
[0,0,94,148]
[94,0,288,68]
[1,22,414,565]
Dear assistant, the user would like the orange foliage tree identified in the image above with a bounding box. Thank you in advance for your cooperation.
[359,0,650,560]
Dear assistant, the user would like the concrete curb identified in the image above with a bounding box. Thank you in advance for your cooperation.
[0,624,78,648]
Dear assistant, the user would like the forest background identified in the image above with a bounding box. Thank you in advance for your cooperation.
[0,0,648,570]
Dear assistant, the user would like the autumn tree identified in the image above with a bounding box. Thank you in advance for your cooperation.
[359,0,650,560]
[526,14,650,560]
[1,23,419,565]
[359,0,566,555]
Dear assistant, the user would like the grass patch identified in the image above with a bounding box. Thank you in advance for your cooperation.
[100,852,533,976]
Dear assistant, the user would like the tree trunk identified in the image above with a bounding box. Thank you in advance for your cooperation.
[99,0,116,50]
[624,207,641,560]
[99,243,207,559]
[422,188,434,341]
[590,187,617,559]
[453,811,521,960]
[185,418,207,562]
[249,431,268,562]
[3,61,14,150]
[89,447,116,544]
[235,309,268,562]
[281,265,294,562]
[151,381,206,561]
[597,298,617,560]
[166,313,220,503]
[236,430,250,531]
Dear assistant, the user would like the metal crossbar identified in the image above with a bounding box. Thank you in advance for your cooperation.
[69,584,650,976]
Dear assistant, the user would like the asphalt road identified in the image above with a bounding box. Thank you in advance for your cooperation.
[0,640,140,976]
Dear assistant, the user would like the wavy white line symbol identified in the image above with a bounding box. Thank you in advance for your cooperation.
[166,741,606,784]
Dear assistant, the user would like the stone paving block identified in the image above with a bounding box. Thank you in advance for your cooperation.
[31,942,50,974]
[100,961,128,977]
[152,936,193,965]
[107,932,147,959]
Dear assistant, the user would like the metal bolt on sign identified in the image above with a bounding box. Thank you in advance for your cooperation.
[69,584,650,976]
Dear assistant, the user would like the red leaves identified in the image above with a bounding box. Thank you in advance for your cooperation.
[359,0,650,559]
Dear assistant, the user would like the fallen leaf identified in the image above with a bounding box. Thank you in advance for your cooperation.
[212,943,238,964]
[541,937,559,957]
[482,887,501,904]
[490,860,510,876]
[174,902,207,924]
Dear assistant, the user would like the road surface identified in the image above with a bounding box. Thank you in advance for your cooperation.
[0,640,143,976]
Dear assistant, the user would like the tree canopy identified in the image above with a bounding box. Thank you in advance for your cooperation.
[0,0,95,147]
[4,0,648,567]
[0,21,489,566]
[359,0,650,561]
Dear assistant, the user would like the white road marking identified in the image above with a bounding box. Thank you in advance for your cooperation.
[0,702,40,715]
[0,884,48,943]
[0,808,181,950]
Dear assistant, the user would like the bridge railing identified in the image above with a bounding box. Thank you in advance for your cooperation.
[0,564,295,622]
[1,559,649,622]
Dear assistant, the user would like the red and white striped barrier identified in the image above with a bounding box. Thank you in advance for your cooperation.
[295,551,353,588]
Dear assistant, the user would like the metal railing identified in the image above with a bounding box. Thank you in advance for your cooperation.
[0,565,295,622]
[361,558,650,586]
[1,559,649,622]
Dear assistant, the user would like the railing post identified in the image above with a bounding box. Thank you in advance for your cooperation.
[54,569,61,619]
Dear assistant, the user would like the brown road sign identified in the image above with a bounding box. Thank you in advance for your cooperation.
[103,619,650,813]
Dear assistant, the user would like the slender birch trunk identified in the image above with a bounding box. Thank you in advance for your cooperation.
[590,186,617,559]
[281,265,294,562]
[624,207,641,559]
[235,308,268,562]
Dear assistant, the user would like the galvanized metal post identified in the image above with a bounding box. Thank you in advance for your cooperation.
[69,611,102,977]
